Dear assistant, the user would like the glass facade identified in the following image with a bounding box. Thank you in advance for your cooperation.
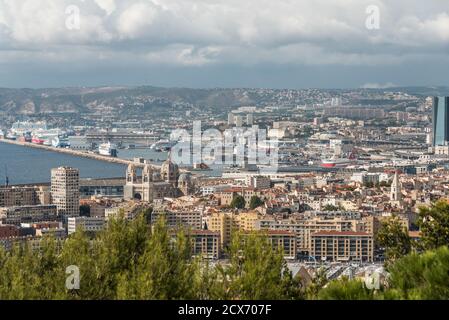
[433,96,449,146]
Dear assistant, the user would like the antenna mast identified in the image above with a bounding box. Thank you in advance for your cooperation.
[4,164,9,187]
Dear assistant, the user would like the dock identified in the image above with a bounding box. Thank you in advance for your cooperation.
[0,138,153,168]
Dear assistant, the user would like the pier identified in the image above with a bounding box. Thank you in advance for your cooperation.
[0,138,157,168]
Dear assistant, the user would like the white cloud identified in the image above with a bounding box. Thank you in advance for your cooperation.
[95,0,116,15]
[0,0,448,67]
[117,2,159,39]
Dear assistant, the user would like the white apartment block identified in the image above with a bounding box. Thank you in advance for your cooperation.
[67,216,105,235]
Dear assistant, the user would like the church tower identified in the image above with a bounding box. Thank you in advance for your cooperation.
[161,153,179,187]
[390,171,402,202]
[126,164,137,183]
[141,164,154,202]
[143,164,153,183]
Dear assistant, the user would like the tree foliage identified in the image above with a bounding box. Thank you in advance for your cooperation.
[3,201,449,300]
[211,231,303,300]
[317,277,376,300]
[230,195,246,209]
[315,246,449,300]
[249,196,264,210]
[417,200,449,250]
[376,216,411,263]
[0,213,303,300]
[323,204,339,212]
[385,246,449,300]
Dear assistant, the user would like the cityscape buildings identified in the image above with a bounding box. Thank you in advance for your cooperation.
[50,167,80,220]
[1,0,449,305]
[0,89,449,301]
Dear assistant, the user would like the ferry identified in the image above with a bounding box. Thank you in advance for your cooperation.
[5,133,17,140]
[98,142,118,157]
[31,137,45,145]
[320,152,357,168]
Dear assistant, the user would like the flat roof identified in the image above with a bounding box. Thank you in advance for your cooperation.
[312,231,372,237]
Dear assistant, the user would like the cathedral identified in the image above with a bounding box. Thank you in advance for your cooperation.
[124,157,194,202]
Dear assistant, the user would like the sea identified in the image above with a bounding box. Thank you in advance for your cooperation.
[0,142,169,185]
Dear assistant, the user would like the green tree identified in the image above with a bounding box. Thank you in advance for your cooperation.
[379,181,391,187]
[93,212,150,299]
[213,231,303,300]
[376,216,411,263]
[249,196,264,210]
[323,204,339,211]
[417,200,449,250]
[79,205,91,217]
[305,267,328,299]
[59,228,101,300]
[230,194,246,209]
[363,182,374,188]
[0,236,66,300]
[385,246,449,300]
[317,277,377,300]
[117,218,199,299]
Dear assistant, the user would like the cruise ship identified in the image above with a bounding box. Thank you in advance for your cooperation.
[320,152,357,168]
[31,136,45,145]
[98,142,118,157]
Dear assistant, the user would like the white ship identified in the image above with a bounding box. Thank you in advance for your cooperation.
[320,152,357,168]
[98,142,118,157]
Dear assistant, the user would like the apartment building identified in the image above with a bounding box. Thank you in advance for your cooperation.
[241,230,297,259]
[205,211,265,249]
[258,213,374,255]
[266,230,297,260]
[216,187,262,208]
[0,186,48,207]
[310,231,374,262]
[51,167,80,219]
[0,205,58,225]
[67,216,105,235]
[205,212,235,249]
[151,208,203,229]
[189,230,221,259]
[104,201,151,221]
[246,176,271,189]
[234,211,260,231]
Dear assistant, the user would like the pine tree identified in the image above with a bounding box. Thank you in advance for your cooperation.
[385,246,449,300]
[418,200,449,250]
[117,218,199,299]
[376,216,411,263]
[249,196,264,210]
[230,195,246,209]
[317,277,376,300]
[215,231,303,300]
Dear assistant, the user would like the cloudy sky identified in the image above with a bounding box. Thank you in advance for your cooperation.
[1,0,449,89]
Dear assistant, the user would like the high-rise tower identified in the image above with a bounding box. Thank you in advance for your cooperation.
[432,96,449,146]
[51,167,80,219]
